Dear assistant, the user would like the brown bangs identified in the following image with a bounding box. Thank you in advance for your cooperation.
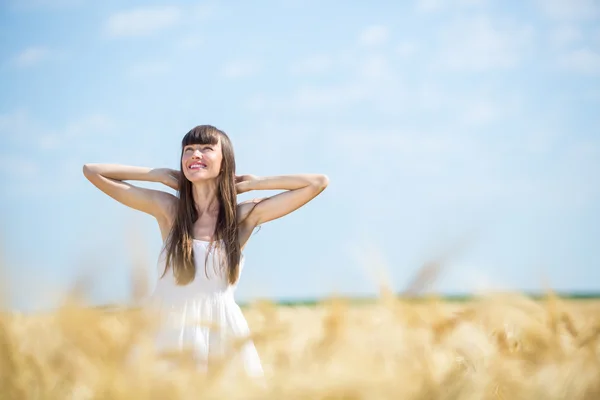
[181,125,221,148]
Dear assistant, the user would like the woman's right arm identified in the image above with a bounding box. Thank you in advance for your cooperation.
[82,163,178,221]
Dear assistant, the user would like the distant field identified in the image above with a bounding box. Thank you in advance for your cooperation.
[240,292,600,307]
[2,291,600,399]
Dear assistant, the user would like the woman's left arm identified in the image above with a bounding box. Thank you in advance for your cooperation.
[237,174,329,227]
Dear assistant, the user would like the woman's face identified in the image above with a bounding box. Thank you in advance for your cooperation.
[181,137,223,183]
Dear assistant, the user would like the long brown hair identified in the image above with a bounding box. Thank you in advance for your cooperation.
[162,125,241,285]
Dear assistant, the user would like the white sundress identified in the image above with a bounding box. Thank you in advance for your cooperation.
[145,239,263,377]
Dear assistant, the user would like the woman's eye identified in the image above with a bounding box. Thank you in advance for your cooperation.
[204,147,213,151]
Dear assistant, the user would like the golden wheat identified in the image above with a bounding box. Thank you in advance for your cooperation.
[1,291,599,399]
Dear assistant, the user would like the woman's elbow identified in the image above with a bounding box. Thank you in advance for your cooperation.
[82,163,92,176]
[312,174,329,190]
[82,163,99,179]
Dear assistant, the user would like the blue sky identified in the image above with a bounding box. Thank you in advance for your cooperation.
[1,0,599,312]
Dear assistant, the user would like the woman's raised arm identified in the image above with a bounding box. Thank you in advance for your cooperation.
[82,163,178,221]
[236,173,328,229]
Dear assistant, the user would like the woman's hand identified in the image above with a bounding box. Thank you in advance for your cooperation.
[235,174,258,194]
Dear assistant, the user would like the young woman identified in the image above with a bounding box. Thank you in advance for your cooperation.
[83,125,328,376]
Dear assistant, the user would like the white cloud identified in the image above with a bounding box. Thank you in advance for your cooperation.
[0,110,115,151]
[37,133,61,150]
[416,0,489,13]
[521,129,562,155]
[436,15,533,71]
[12,47,49,67]
[7,0,86,9]
[459,100,501,126]
[246,39,521,130]
[328,129,497,199]
[337,130,464,163]
[0,156,39,179]
[358,25,389,46]
[60,115,116,149]
[357,54,394,81]
[247,49,405,114]
[105,6,181,37]
[550,25,583,47]
[288,84,369,110]
[418,87,513,128]
[127,61,171,78]
[221,60,261,78]
[559,47,600,75]
[247,83,369,113]
[0,110,32,138]
[245,59,404,114]
[456,90,522,126]
[246,82,371,114]
[416,0,443,12]
[289,55,332,75]
[533,0,600,20]
[327,121,599,214]
[176,35,204,51]
[45,114,112,149]
[458,0,489,7]
[0,111,116,198]
[397,41,418,57]
[415,83,446,111]
[244,94,268,113]
[188,3,217,21]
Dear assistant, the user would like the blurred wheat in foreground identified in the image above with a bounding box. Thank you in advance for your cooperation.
[1,291,600,399]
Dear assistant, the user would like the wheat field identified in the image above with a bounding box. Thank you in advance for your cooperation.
[1,289,600,400]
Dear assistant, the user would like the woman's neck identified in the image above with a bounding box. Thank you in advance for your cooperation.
[192,180,219,214]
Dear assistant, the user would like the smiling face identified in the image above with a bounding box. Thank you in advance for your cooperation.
[179,125,227,183]
[181,140,223,183]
